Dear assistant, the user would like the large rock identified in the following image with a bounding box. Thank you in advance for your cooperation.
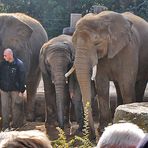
[113,102,148,132]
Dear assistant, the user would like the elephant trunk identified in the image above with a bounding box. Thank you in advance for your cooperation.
[75,54,96,138]
[54,74,67,129]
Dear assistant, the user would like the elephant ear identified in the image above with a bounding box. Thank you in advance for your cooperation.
[39,43,48,74]
[107,15,133,58]
[64,41,75,62]
[3,15,33,48]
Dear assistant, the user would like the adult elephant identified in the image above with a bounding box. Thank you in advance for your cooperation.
[66,11,148,138]
[39,34,83,131]
[0,13,48,121]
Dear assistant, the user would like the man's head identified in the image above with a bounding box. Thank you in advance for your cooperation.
[97,123,145,148]
[3,48,14,62]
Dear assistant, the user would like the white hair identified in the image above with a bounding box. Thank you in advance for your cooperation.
[96,123,145,148]
[0,130,52,148]
[4,48,13,56]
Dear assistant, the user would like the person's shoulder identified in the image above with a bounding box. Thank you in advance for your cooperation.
[16,58,23,65]
[15,58,25,70]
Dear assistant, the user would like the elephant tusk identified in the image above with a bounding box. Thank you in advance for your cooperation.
[65,66,75,78]
[91,65,97,80]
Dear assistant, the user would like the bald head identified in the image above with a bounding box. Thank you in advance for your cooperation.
[3,48,14,62]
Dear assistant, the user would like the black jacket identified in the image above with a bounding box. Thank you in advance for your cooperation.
[0,58,26,93]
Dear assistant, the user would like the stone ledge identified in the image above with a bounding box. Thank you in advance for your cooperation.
[113,102,148,132]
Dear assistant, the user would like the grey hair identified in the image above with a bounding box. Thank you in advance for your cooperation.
[4,48,13,56]
[0,130,52,148]
[97,123,145,148]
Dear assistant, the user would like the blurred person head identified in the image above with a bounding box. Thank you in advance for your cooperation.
[96,123,145,148]
[137,134,148,148]
[0,130,52,148]
[3,48,14,62]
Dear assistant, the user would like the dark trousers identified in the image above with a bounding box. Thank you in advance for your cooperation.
[0,90,24,130]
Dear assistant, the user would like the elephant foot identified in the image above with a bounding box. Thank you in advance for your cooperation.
[2,126,11,132]
[70,127,83,137]
[11,121,25,129]
[64,116,70,127]
[45,124,59,140]
[26,113,35,122]
[65,122,71,128]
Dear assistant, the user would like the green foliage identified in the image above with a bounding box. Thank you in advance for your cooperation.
[110,0,148,20]
[0,0,69,38]
[0,0,148,44]
[74,102,94,148]
[0,2,7,12]
[52,102,95,148]
[52,127,75,148]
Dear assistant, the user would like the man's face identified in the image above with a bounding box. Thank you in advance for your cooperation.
[3,51,12,62]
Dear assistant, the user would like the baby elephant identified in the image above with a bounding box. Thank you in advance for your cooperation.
[40,34,83,134]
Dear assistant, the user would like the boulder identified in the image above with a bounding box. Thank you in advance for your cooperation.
[113,102,148,132]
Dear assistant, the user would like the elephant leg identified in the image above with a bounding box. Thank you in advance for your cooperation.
[118,80,135,104]
[114,81,123,105]
[135,80,147,102]
[42,75,58,138]
[69,100,76,122]
[26,69,41,121]
[72,99,84,131]
[91,80,98,119]
[42,74,57,129]
[64,86,71,125]
[96,75,111,131]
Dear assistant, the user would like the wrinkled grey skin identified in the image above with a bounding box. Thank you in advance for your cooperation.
[0,13,48,121]
[40,34,83,130]
[72,11,148,138]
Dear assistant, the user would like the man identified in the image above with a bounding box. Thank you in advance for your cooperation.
[0,48,26,130]
[96,123,145,148]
